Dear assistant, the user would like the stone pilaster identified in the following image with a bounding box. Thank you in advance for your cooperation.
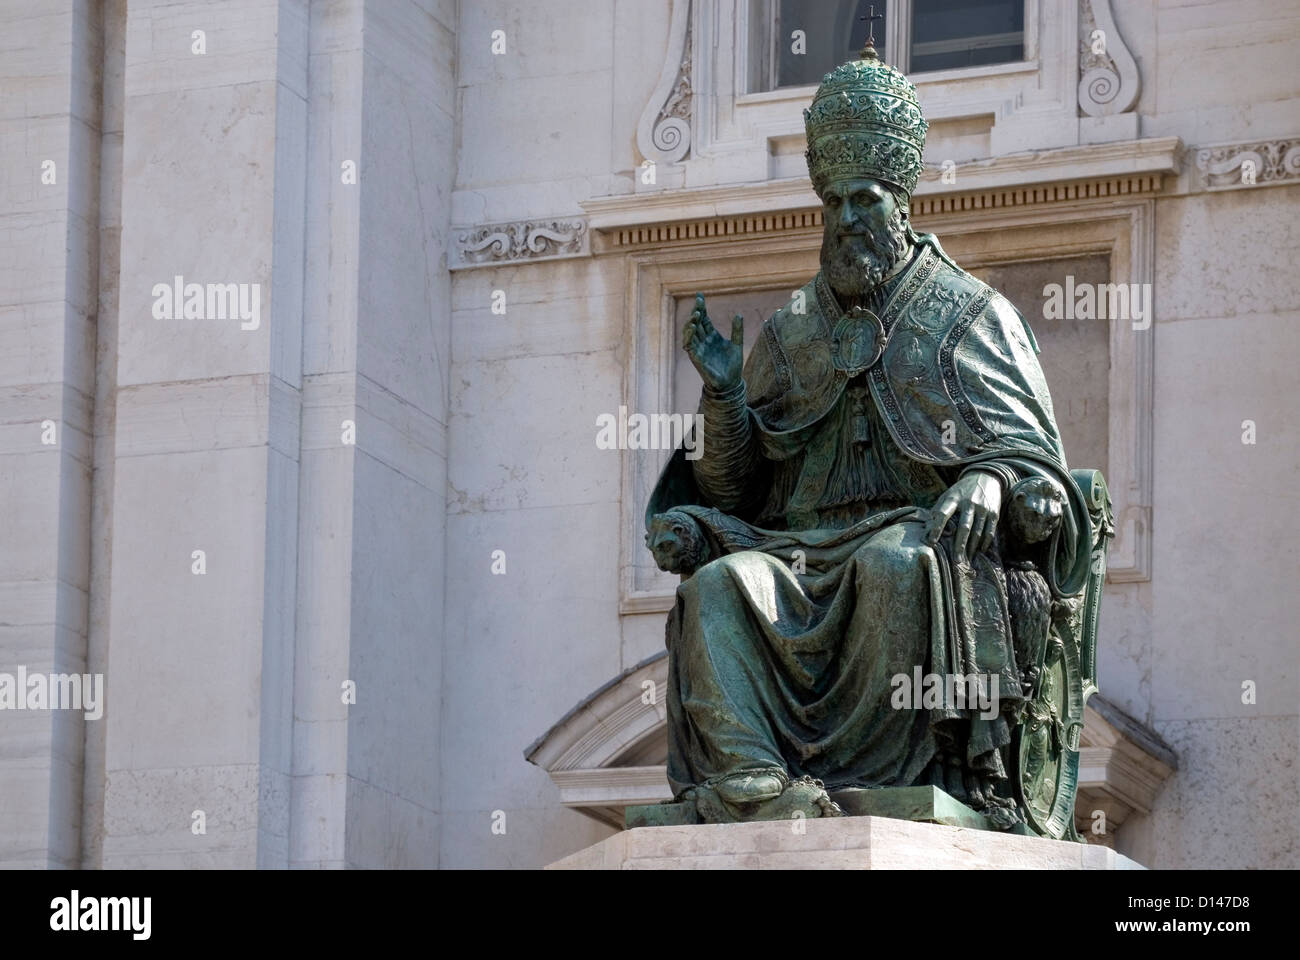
[0,0,103,869]
[98,0,309,868]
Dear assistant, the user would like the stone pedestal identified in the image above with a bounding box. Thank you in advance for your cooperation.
[547,816,1146,869]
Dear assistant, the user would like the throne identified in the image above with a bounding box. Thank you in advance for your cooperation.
[525,468,1121,842]
[1010,468,1114,839]
[636,464,1117,837]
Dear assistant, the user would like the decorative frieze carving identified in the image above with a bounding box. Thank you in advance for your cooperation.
[636,0,693,165]
[1195,138,1300,191]
[449,218,589,269]
[593,174,1166,252]
[1078,0,1139,118]
[585,138,1181,251]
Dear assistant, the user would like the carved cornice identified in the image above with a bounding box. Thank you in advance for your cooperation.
[914,136,1180,196]
[604,210,822,253]
[636,0,693,165]
[585,177,820,232]
[586,175,1168,255]
[1078,0,1140,118]
[448,218,589,270]
[1194,138,1300,192]
[583,138,1180,252]
[911,173,1163,218]
[1076,698,1177,839]
[593,182,1167,255]
[548,765,674,830]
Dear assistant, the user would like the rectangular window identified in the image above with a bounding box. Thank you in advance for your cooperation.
[750,0,1025,91]
[909,0,1024,73]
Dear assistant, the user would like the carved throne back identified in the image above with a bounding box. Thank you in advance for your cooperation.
[1012,468,1114,839]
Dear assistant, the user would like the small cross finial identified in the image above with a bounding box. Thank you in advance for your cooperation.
[858,5,884,60]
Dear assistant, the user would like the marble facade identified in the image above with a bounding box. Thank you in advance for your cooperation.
[1,0,1297,869]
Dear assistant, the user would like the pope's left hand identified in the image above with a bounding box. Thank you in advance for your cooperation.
[924,471,1003,562]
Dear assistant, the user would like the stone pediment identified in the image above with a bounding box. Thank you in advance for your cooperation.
[526,653,1176,840]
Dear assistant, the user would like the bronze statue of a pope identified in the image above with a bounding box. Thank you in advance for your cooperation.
[645,38,1112,835]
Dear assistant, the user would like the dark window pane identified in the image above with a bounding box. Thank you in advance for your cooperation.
[910,0,1023,73]
[776,0,886,88]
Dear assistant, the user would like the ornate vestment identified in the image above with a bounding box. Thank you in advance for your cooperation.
[648,235,1093,801]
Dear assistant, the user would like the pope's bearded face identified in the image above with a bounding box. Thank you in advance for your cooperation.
[819,178,911,299]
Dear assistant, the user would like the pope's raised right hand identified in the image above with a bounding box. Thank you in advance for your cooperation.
[683,293,744,393]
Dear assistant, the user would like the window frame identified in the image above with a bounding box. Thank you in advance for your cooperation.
[750,0,1034,94]
[688,0,1068,186]
[614,193,1155,614]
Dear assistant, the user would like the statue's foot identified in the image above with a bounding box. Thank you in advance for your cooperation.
[981,799,1023,831]
[714,769,786,805]
[778,776,845,820]
[964,776,1024,831]
[694,771,843,823]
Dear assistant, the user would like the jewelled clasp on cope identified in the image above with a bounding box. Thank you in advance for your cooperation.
[831,305,887,376]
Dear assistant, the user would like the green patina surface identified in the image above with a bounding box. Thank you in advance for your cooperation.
[625,786,1033,833]
[642,36,1113,840]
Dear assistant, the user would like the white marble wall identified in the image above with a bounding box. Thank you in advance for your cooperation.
[1112,184,1300,868]
[96,0,309,868]
[443,259,626,866]
[2,0,1296,870]
[2,0,453,869]
[1069,0,1300,871]
[439,0,658,867]
[336,0,450,868]
[0,0,101,868]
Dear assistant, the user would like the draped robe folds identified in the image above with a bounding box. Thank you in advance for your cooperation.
[647,235,1093,799]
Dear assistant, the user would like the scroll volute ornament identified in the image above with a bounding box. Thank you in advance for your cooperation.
[1078,0,1140,117]
[636,0,693,166]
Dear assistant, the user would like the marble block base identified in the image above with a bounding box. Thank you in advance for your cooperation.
[547,816,1146,869]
